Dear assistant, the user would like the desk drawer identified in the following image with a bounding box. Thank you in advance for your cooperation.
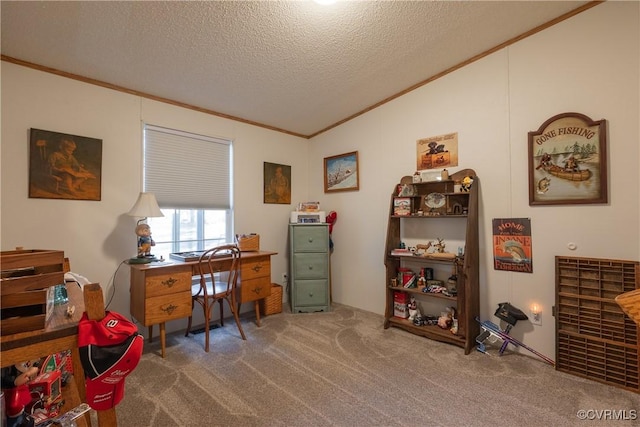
[239,277,271,303]
[145,269,192,298]
[144,292,191,325]
[240,257,271,281]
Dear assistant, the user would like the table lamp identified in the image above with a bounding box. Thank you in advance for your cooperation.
[127,192,164,264]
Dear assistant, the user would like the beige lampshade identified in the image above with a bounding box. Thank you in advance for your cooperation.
[127,192,164,218]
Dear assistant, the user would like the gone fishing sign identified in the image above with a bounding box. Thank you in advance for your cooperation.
[528,112,607,206]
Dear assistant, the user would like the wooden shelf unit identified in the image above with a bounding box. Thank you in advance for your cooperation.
[555,256,640,392]
[384,169,480,354]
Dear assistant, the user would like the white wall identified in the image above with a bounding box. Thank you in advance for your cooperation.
[1,2,638,359]
[308,1,639,359]
[1,64,308,335]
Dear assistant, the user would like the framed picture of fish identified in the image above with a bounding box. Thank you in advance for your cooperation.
[324,151,359,193]
[492,218,532,273]
[528,112,607,205]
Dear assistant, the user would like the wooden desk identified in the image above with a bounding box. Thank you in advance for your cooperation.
[0,282,116,427]
[129,250,277,357]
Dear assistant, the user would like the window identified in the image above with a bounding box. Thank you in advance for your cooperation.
[143,124,233,255]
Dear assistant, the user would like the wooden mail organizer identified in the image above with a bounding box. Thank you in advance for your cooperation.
[1,249,65,335]
[129,250,277,357]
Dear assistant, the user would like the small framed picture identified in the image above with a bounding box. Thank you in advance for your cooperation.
[324,151,359,193]
[264,162,291,204]
[393,198,412,216]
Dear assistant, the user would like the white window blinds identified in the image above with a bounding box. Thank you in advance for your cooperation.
[143,124,232,209]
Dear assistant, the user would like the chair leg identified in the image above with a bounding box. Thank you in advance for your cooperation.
[219,299,224,326]
[204,302,213,352]
[227,298,246,340]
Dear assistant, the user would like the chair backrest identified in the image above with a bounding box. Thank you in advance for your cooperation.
[615,288,640,327]
[195,244,241,297]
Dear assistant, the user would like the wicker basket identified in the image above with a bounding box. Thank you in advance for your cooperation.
[261,283,283,315]
[236,234,260,252]
[615,288,640,327]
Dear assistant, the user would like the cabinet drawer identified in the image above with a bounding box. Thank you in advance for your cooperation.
[293,253,328,279]
[291,226,328,252]
[239,277,271,302]
[240,257,271,280]
[144,292,192,325]
[294,280,328,306]
[145,268,192,298]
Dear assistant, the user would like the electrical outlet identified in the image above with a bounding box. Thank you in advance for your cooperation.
[530,310,542,326]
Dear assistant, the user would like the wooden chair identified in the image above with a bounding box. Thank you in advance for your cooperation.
[185,244,246,352]
[615,288,640,327]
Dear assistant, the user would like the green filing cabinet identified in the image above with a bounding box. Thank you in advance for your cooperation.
[289,223,330,313]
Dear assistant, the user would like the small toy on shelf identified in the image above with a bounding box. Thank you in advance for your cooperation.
[461,176,474,192]
[417,268,427,289]
[407,297,421,321]
[437,307,456,330]
[432,238,446,253]
[1,361,39,427]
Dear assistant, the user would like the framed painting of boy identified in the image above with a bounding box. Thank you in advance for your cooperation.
[29,128,102,201]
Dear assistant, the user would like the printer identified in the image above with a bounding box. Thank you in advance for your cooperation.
[290,211,326,224]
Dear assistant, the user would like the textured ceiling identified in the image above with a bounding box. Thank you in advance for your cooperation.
[1,1,593,138]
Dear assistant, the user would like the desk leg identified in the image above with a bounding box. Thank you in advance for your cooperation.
[148,325,153,343]
[160,322,166,358]
[254,301,261,327]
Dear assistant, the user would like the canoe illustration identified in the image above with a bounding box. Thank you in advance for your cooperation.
[544,165,591,181]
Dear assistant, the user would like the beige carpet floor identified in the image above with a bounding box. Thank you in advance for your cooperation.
[116,304,640,426]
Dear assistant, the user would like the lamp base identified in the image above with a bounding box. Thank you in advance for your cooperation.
[128,256,160,264]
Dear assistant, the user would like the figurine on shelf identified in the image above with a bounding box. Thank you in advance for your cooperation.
[2,361,39,427]
[414,243,431,256]
[407,297,421,321]
[417,268,426,289]
[437,307,455,330]
[432,238,446,253]
[461,176,474,192]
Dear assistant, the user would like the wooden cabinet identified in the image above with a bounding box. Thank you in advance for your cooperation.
[239,256,272,304]
[383,169,480,354]
[131,265,193,326]
[130,263,193,358]
[556,256,639,392]
[289,224,330,313]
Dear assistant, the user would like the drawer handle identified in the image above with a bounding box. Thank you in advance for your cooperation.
[252,264,263,273]
[308,238,314,243]
[308,292,314,297]
[252,286,262,295]
[162,277,177,288]
[161,303,178,315]
[308,265,313,270]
